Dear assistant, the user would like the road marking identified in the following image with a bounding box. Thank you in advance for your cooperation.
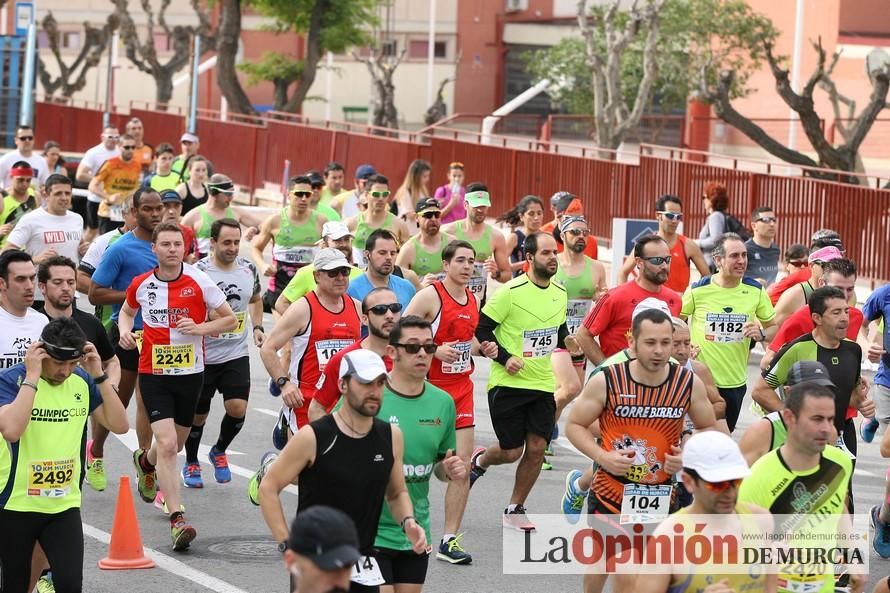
[252,407,280,418]
[82,523,251,593]
[113,430,297,495]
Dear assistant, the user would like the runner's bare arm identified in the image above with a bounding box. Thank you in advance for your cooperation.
[345,215,358,232]
[233,205,269,229]
[260,297,309,379]
[738,418,772,467]
[881,423,890,458]
[566,373,608,461]
[384,426,426,553]
[394,238,416,270]
[690,360,725,419]
[490,228,512,283]
[307,399,328,422]
[404,285,437,321]
[259,425,316,542]
[393,218,411,244]
[181,207,201,231]
[771,290,801,330]
[250,214,277,276]
[575,325,605,365]
[618,254,635,283]
[194,302,238,335]
[591,259,608,297]
[684,239,710,278]
[751,375,784,413]
[686,375,717,430]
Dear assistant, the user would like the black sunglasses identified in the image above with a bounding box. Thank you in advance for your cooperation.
[641,256,672,266]
[367,303,403,315]
[393,342,438,354]
[421,211,441,219]
[17,136,33,141]
[121,145,136,150]
[324,267,351,278]
[292,190,312,198]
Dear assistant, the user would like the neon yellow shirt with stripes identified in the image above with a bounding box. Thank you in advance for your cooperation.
[0,365,101,513]
[482,274,567,392]
[680,276,775,388]
[0,191,36,247]
[281,264,363,304]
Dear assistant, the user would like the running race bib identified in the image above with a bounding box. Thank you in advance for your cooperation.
[704,312,747,343]
[441,341,472,374]
[109,204,124,222]
[217,312,246,340]
[522,327,557,358]
[777,572,826,593]
[351,555,384,586]
[566,299,592,335]
[274,245,316,265]
[468,263,486,297]
[315,339,354,371]
[151,343,196,375]
[619,483,671,524]
[28,458,75,498]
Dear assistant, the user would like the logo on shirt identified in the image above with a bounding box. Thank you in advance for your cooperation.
[723,307,733,313]
[30,406,88,422]
[147,292,157,307]
[217,282,242,306]
[373,453,385,462]
[389,415,399,424]
[180,287,195,298]
[147,282,158,290]
[418,417,442,426]
[42,230,80,244]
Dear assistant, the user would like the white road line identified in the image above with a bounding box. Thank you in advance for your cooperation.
[113,430,298,496]
[82,523,251,593]
[252,407,280,418]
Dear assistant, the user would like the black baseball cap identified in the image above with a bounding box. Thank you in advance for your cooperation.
[287,506,360,570]
[160,189,182,203]
[415,196,441,214]
[787,361,836,388]
[307,171,325,189]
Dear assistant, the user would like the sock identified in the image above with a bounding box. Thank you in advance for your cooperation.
[215,414,245,452]
[185,424,204,463]
[169,511,183,525]
[139,451,155,473]
[442,533,456,544]
[574,476,589,493]
[506,504,518,513]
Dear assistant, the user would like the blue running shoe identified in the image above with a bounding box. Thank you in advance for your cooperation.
[437,534,472,565]
[861,417,879,443]
[871,505,890,558]
[181,463,203,489]
[551,424,559,441]
[268,377,281,397]
[561,469,587,523]
[272,409,289,450]
[208,447,232,483]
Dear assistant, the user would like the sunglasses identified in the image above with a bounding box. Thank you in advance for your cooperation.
[367,303,403,315]
[324,267,351,278]
[17,136,33,141]
[641,256,672,266]
[393,342,438,354]
[787,259,808,267]
[696,477,743,493]
[122,145,136,150]
[370,191,391,198]
[564,228,588,236]
[421,211,441,219]
[292,190,312,198]
[658,211,683,221]
[755,216,777,223]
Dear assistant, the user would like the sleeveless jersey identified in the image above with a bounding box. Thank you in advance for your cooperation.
[126,263,227,376]
[195,205,236,256]
[453,223,493,300]
[554,256,597,335]
[591,360,693,511]
[407,234,449,278]
[354,212,397,252]
[298,414,394,554]
[289,292,362,392]
[181,183,208,215]
[271,209,321,292]
[509,228,526,277]
[196,256,260,364]
[764,410,788,450]
[665,235,691,293]
[147,171,179,193]
[428,281,479,384]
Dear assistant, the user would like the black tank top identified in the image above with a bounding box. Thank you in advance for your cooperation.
[298,414,394,553]
[510,229,526,277]
[180,183,208,216]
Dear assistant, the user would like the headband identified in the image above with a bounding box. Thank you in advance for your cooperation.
[464,190,490,202]
[10,166,33,177]
[42,341,83,361]
[559,215,588,234]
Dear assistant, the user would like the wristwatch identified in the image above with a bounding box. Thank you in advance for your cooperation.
[277,541,288,554]
[276,376,289,388]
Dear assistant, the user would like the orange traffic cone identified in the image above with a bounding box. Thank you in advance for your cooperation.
[98,475,155,570]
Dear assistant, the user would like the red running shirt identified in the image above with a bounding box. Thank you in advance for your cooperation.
[664,235,691,294]
[313,341,394,411]
[126,264,226,375]
[428,281,479,385]
[767,268,810,305]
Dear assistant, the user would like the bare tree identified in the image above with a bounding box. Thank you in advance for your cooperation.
[711,38,890,181]
[423,50,461,126]
[37,12,118,99]
[111,0,215,107]
[216,0,255,115]
[576,0,665,152]
[353,47,405,129]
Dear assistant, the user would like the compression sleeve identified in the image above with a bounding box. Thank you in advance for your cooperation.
[475,311,512,366]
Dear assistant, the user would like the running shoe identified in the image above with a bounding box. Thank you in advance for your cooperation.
[208,446,232,483]
[871,505,890,558]
[503,505,536,532]
[181,462,204,489]
[248,450,279,506]
[544,444,555,456]
[132,449,158,503]
[468,446,486,489]
[85,439,106,492]
[272,409,289,450]
[171,516,197,551]
[437,533,472,565]
[541,458,553,471]
[561,469,587,523]
[861,417,879,443]
[35,574,54,593]
[268,377,281,397]
[551,424,559,441]
[155,491,184,514]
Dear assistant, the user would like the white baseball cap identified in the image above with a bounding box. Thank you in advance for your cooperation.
[682,431,750,482]
[631,297,671,320]
[313,247,350,271]
[339,349,388,384]
[180,132,199,144]
[322,221,354,240]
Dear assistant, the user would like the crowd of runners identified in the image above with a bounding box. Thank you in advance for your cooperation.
[0,122,887,593]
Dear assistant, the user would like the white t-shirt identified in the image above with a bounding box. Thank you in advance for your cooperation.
[0,151,50,190]
[8,208,84,300]
[79,227,125,275]
[0,306,48,369]
[81,144,121,203]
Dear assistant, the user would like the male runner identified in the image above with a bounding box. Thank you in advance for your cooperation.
[306,171,341,222]
[119,222,236,551]
[618,194,708,293]
[171,132,208,182]
[348,229,416,308]
[88,188,163,484]
[771,245,844,327]
[0,318,128,593]
[0,162,38,247]
[440,183,511,305]
[767,230,844,305]
[738,382,857,593]
[405,239,498,564]
[182,174,265,259]
[540,192,599,261]
[143,143,179,193]
[75,125,118,241]
[281,506,361,593]
[395,197,453,287]
[182,219,264,488]
[0,125,49,189]
[260,248,362,437]
[566,308,716,593]
[252,175,327,313]
[577,235,681,365]
[681,233,776,432]
[346,174,410,261]
[87,133,141,233]
[320,162,346,206]
[636,431,773,593]
[0,250,47,368]
[744,206,781,286]
[124,117,153,174]
[470,232,567,531]
[159,190,199,263]
[258,348,427,593]
[331,163,376,219]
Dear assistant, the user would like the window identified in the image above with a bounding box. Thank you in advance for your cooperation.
[381,39,398,57]
[408,40,447,59]
[62,31,80,50]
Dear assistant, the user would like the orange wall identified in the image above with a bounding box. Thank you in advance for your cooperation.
[453,2,502,114]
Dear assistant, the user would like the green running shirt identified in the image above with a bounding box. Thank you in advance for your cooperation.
[354,212,396,252]
[554,257,597,334]
[407,234,449,278]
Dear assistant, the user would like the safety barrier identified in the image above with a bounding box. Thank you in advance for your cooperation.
[25,101,890,284]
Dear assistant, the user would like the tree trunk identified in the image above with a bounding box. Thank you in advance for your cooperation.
[282,0,327,113]
[382,75,398,129]
[155,70,174,109]
[273,80,290,112]
[216,0,256,115]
